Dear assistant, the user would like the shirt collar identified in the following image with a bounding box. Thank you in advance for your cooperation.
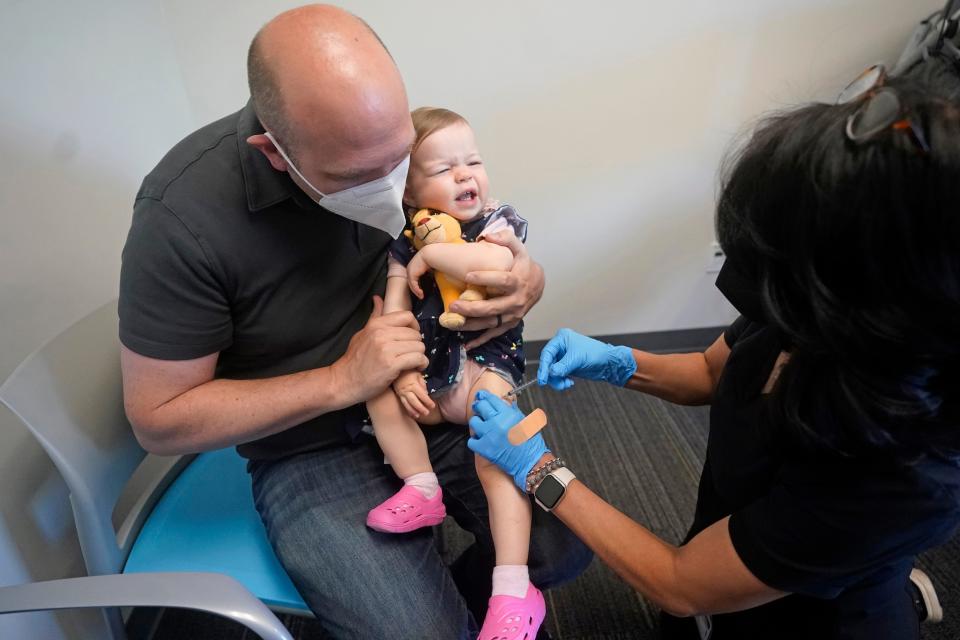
[237,100,308,212]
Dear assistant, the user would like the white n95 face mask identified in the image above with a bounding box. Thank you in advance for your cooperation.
[264,131,409,238]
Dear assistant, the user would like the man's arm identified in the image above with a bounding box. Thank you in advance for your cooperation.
[122,298,428,455]
[122,349,343,454]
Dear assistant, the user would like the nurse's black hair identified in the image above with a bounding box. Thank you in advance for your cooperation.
[716,58,960,460]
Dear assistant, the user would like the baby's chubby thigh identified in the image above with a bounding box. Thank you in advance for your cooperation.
[430,361,516,471]
[416,402,444,425]
[432,359,514,428]
[465,369,514,424]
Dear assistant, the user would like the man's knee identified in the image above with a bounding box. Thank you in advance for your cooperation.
[273,529,478,639]
[304,583,474,640]
[529,512,593,589]
[347,605,474,640]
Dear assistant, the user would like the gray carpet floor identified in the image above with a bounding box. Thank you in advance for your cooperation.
[147,379,960,639]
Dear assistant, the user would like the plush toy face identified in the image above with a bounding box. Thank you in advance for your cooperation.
[409,208,463,250]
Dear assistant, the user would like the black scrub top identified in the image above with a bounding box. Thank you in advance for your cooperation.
[680,317,960,639]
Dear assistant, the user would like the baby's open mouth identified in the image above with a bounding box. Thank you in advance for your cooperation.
[455,189,477,202]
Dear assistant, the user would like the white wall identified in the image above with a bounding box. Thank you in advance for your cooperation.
[0,1,195,636]
[0,1,938,637]
[159,0,935,339]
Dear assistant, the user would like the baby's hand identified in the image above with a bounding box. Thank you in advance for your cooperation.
[406,251,429,300]
[393,370,435,419]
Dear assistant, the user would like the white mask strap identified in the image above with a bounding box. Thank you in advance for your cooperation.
[263,131,327,197]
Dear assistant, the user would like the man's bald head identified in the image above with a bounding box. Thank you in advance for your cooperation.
[247,4,408,168]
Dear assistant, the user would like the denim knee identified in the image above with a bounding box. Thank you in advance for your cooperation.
[529,510,593,589]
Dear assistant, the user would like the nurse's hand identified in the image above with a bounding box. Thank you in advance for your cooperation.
[468,390,549,491]
[537,328,637,390]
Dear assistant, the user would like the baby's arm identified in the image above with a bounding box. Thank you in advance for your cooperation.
[417,242,514,282]
[385,258,436,418]
[384,260,414,313]
[407,241,514,299]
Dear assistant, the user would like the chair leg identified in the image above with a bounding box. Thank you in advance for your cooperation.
[104,607,126,640]
[125,606,165,640]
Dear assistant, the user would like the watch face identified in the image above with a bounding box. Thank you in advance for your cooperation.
[536,475,565,509]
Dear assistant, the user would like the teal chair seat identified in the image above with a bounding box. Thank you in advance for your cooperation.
[124,447,308,612]
[0,301,297,638]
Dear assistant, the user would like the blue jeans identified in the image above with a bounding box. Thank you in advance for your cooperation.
[249,422,592,639]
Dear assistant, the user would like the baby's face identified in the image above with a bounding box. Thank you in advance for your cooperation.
[405,122,490,221]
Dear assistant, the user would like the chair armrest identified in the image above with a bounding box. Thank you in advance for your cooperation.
[0,572,293,640]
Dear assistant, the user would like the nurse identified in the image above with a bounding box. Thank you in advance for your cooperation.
[467,60,960,639]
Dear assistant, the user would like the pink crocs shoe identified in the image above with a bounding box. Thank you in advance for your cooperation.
[477,582,546,640]
[366,485,446,533]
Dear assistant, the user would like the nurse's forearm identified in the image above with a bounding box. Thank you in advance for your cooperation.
[551,474,784,616]
[552,478,688,614]
[622,334,730,405]
[624,351,715,405]
[419,242,514,281]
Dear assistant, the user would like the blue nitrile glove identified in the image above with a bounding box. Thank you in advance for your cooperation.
[537,328,637,390]
[467,390,549,491]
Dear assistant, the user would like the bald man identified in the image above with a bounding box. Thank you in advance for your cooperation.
[118,4,590,638]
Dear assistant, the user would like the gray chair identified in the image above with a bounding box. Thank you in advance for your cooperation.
[0,301,294,640]
[0,573,292,640]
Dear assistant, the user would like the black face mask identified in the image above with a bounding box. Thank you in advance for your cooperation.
[716,258,766,322]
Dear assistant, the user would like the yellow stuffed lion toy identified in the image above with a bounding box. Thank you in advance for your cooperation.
[405,208,486,330]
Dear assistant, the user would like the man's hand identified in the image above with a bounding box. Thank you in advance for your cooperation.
[331,296,429,407]
[450,231,545,349]
[393,370,435,419]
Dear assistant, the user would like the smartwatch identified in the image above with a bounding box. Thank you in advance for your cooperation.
[533,467,576,512]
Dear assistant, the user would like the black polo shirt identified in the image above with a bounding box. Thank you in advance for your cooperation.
[119,102,392,460]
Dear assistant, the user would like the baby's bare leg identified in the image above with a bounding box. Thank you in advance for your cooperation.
[468,371,532,566]
[418,403,444,426]
[366,389,432,478]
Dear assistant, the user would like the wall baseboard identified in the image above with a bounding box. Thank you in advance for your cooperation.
[525,326,726,363]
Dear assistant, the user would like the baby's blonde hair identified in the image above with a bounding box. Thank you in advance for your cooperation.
[410,106,469,154]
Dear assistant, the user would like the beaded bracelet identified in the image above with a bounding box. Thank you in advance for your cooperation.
[526,457,566,493]
[526,457,557,482]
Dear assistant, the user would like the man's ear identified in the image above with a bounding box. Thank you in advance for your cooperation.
[246,134,288,172]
